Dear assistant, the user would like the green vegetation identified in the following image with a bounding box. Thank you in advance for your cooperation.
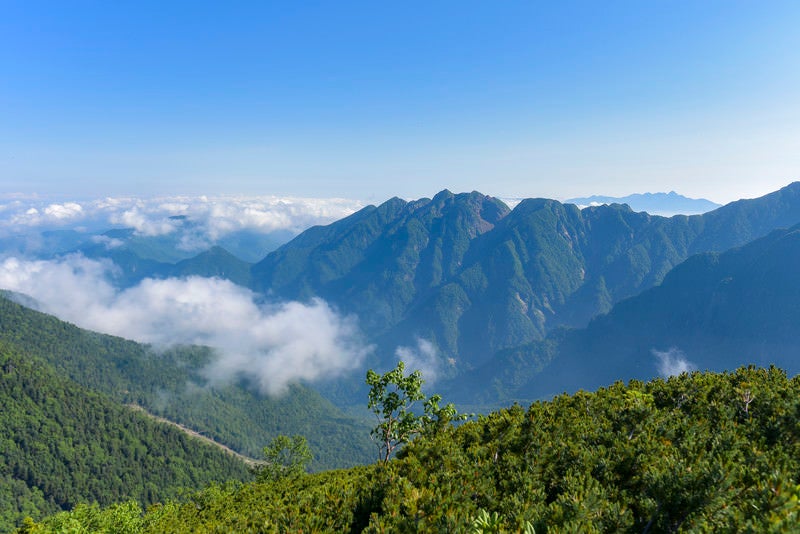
[254,435,312,483]
[0,344,251,533]
[6,183,800,531]
[366,361,466,462]
[0,294,373,470]
[366,361,429,462]
[23,367,800,532]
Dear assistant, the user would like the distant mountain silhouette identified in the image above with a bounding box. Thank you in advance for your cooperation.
[566,191,721,216]
[76,240,252,287]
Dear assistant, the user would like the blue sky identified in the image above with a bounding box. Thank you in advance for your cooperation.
[2,1,799,203]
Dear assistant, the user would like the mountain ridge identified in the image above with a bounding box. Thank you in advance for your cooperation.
[250,182,800,379]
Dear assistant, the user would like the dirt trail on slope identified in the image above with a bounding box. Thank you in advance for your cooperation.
[126,404,263,467]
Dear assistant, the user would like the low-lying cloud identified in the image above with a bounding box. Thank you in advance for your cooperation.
[0,254,370,395]
[0,194,365,251]
[396,337,440,384]
[653,347,697,377]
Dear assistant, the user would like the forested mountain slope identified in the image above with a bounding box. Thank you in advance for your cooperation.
[0,295,373,470]
[25,367,800,532]
[250,183,800,374]
[0,344,250,533]
[514,223,800,400]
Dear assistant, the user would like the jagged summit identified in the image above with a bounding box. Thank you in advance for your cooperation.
[250,184,800,383]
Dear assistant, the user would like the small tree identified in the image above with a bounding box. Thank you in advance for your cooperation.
[254,434,312,483]
[366,360,466,462]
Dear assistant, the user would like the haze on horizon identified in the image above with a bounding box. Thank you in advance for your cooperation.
[2,2,799,204]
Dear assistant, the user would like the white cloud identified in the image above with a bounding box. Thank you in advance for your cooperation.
[44,202,84,220]
[0,254,370,395]
[396,337,440,384]
[7,203,85,227]
[91,235,125,249]
[0,255,120,317]
[653,347,697,377]
[498,197,521,209]
[109,207,181,236]
[201,297,370,395]
[0,194,364,251]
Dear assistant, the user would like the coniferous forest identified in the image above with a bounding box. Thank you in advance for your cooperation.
[17,366,800,532]
[0,345,251,532]
[0,294,373,471]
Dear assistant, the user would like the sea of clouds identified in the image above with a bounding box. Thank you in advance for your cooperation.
[0,194,374,395]
[0,193,365,253]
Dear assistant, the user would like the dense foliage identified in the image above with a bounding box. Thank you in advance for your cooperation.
[0,294,373,470]
[367,361,467,462]
[254,435,312,483]
[25,367,800,532]
[0,344,251,533]
[6,184,800,532]
[366,361,429,462]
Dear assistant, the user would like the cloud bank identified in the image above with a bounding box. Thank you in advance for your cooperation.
[653,347,697,377]
[0,194,365,249]
[0,254,370,395]
[396,337,441,384]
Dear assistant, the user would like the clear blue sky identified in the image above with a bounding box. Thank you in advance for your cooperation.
[2,1,799,203]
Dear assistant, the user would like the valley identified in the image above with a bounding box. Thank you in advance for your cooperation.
[3,183,800,531]
[6,3,799,530]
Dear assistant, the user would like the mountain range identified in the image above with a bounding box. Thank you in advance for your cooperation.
[4,183,800,528]
[565,191,721,216]
[248,183,800,390]
[17,182,800,406]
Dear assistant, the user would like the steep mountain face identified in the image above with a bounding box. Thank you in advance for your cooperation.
[251,183,800,374]
[686,182,800,253]
[251,190,511,336]
[473,223,800,401]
